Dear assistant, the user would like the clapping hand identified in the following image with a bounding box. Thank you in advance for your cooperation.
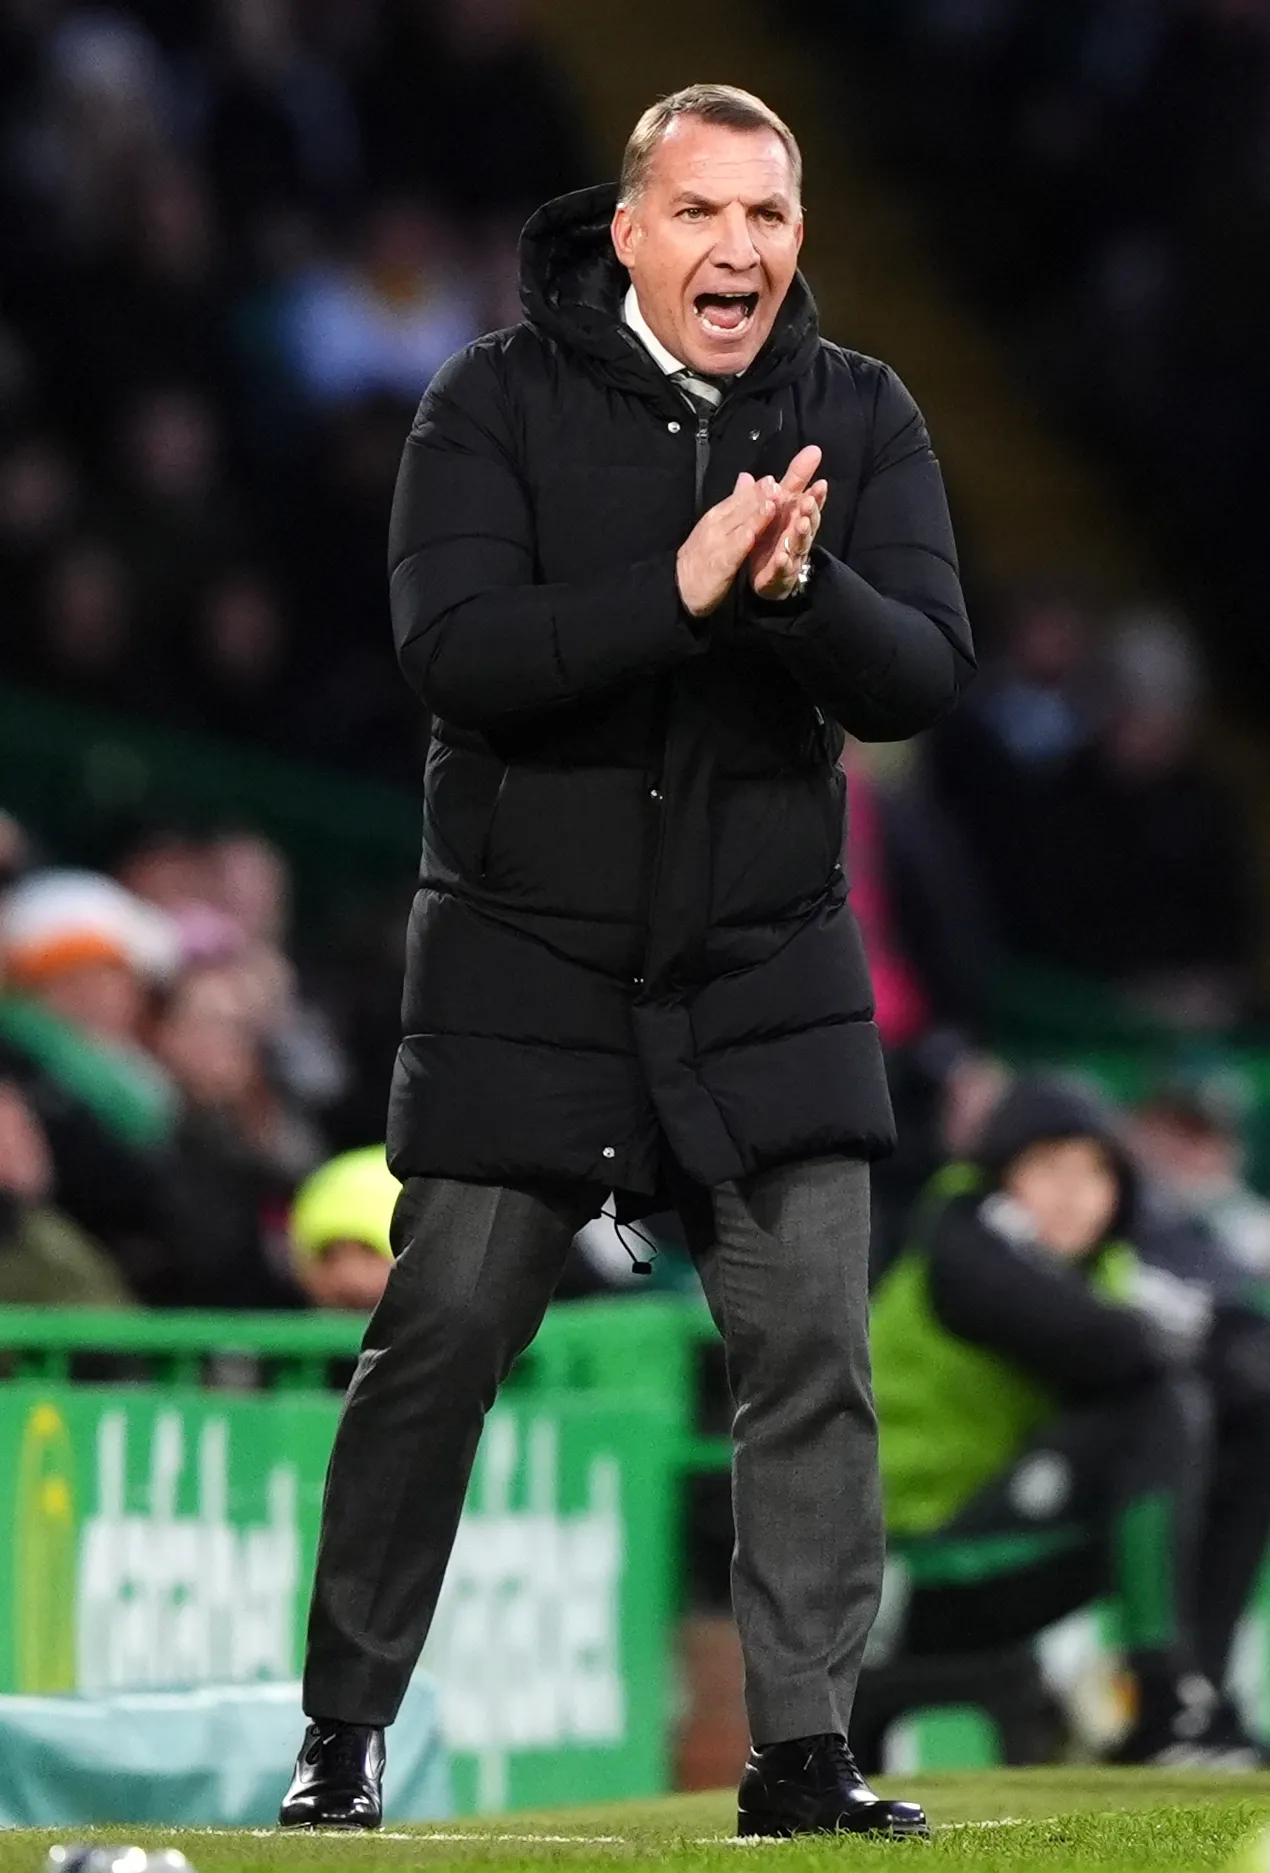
[749,446,828,602]
[676,473,778,618]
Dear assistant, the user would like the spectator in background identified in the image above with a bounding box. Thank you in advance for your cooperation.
[3,10,174,258]
[958,584,1095,772]
[0,432,80,640]
[35,538,145,710]
[151,962,272,1152]
[287,1144,398,1311]
[102,384,250,641]
[922,582,1098,962]
[184,565,292,744]
[147,962,305,1307]
[280,196,477,405]
[869,1074,1270,1767]
[114,826,218,923]
[204,827,290,944]
[0,869,179,1132]
[0,867,185,1296]
[1038,611,1258,1027]
[0,1078,131,1305]
[1128,1076,1270,1277]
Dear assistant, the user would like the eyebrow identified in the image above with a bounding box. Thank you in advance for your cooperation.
[671,190,793,213]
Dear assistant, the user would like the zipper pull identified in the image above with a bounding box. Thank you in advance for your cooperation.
[693,412,711,510]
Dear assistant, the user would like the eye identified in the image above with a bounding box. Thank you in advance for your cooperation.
[678,205,707,220]
[757,208,784,226]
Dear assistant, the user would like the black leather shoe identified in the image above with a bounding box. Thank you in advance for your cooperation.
[278,1720,385,1829]
[737,1733,929,1838]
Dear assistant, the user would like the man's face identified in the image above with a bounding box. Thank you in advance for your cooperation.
[37,959,144,1046]
[611,118,804,376]
[300,1239,392,1312]
[1003,1137,1120,1260]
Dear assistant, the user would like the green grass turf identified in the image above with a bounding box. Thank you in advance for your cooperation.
[8,1772,1270,1873]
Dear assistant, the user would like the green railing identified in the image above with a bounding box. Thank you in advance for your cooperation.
[0,1305,364,1383]
[0,1298,730,1462]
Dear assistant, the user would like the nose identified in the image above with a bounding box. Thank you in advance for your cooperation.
[710,202,760,272]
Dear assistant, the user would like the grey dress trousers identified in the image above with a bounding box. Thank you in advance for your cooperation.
[302,1154,881,1747]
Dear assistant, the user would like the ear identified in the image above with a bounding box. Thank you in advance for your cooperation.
[793,212,806,256]
[611,200,639,270]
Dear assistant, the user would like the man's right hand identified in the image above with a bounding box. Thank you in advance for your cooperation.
[676,474,777,619]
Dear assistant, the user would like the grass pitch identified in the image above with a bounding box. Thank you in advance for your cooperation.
[7,1771,1270,1872]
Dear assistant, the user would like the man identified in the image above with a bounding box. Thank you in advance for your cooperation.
[288,1145,399,1312]
[1129,1078,1270,1275]
[280,84,972,1837]
[0,1079,132,1305]
[868,1075,1270,1766]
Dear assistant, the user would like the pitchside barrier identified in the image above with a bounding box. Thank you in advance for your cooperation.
[1,1299,1268,1825]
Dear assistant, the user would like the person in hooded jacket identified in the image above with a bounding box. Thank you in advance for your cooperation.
[870,1074,1270,1767]
[281,84,973,1838]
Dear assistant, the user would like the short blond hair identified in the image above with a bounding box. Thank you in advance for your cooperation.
[619,84,802,205]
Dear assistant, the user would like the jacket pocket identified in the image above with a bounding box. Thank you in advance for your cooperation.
[817,707,846,769]
[478,766,511,879]
[822,760,847,876]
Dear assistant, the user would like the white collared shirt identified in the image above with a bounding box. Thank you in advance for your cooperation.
[622,283,686,377]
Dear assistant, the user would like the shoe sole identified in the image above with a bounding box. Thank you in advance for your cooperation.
[737,1810,930,1840]
[277,1817,382,1831]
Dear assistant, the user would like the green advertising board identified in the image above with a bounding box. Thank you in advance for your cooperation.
[0,1375,681,1813]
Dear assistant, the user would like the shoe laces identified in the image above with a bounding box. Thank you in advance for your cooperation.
[788,1733,857,1779]
[306,1722,371,1775]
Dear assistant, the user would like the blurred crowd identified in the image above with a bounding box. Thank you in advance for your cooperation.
[0,814,345,1306]
[0,0,590,780]
[805,0,1270,691]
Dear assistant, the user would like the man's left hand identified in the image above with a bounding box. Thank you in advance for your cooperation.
[750,446,828,603]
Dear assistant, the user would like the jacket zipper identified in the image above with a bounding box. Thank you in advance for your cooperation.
[636,406,713,994]
[694,410,711,510]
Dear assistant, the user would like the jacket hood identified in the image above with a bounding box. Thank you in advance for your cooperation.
[970,1072,1139,1232]
[518,183,822,397]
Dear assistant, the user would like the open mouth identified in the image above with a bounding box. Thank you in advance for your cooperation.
[693,291,760,336]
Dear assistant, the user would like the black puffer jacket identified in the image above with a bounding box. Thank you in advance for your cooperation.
[385,184,974,1210]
